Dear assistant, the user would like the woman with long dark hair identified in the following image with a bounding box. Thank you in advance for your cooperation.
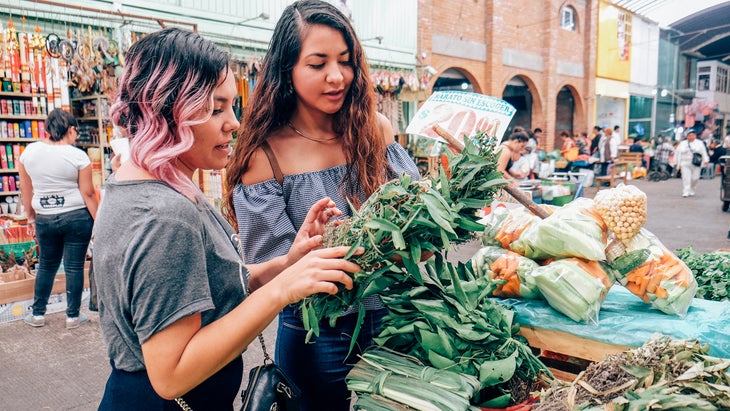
[224,1,419,409]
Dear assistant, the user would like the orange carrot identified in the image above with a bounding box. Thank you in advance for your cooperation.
[646,271,664,294]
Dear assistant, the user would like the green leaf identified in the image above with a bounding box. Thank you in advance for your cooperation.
[301,301,310,330]
[454,215,485,232]
[399,252,423,285]
[478,394,512,408]
[438,165,451,200]
[428,349,458,369]
[344,239,361,260]
[347,304,366,358]
[478,348,518,387]
[410,239,422,262]
[308,303,320,337]
[447,262,470,310]
[421,193,456,235]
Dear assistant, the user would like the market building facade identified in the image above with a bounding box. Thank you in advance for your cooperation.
[419,0,598,150]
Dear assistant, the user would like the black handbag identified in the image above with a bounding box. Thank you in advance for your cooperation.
[240,333,301,411]
[692,151,703,167]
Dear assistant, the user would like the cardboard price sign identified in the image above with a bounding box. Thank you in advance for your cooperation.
[406,91,516,143]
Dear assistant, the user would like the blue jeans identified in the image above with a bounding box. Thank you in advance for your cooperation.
[32,208,93,317]
[275,306,386,411]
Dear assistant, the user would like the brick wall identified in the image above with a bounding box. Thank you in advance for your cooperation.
[419,0,598,150]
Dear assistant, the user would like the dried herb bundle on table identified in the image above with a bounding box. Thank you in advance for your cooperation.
[535,335,730,410]
[299,131,505,344]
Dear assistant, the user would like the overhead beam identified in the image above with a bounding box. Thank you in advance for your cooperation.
[685,32,730,57]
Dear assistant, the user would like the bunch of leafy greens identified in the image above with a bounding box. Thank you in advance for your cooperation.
[375,254,551,408]
[299,130,506,346]
[675,247,730,302]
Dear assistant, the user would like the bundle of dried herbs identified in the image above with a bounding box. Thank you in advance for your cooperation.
[535,335,730,410]
[300,131,506,345]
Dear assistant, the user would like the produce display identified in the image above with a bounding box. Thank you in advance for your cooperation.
[471,245,541,299]
[535,335,730,410]
[613,229,697,316]
[531,258,616,324]
[302,131,505,347]
[346,347,481,411]
[373,255,550,407]
[482,206,540,249]
[299,125,727,409]
[510,199,607,261]
[477,187,699,322]
[593,184,647,243]
[676,248,730,302]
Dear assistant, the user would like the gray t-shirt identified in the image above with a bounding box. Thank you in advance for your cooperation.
[93,178,245,372]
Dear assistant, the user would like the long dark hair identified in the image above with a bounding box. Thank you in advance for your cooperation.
[224,0,388,226]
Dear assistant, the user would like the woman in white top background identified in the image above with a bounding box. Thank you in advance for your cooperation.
[18,108,98,329]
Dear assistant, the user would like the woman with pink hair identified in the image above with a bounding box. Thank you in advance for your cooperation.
[93,28,360,410]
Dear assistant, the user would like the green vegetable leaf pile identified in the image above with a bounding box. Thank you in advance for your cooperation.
[299,131,507,345]
[375,254,551,406]
[676,247,730,302]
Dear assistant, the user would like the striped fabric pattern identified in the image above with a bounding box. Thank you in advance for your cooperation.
[233,142,420,313]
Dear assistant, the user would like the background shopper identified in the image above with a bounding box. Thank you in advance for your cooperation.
[496,130,529,181]
[93,28,359,410]
[223,1,419,409]
[676,128,710,197]
[18,108,97,329]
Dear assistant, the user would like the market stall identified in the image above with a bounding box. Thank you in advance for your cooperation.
[294,92,730,410]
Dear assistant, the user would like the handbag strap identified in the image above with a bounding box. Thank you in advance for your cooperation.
[175,397,193,411]
[173,231,273,411]
[231,233,273,365]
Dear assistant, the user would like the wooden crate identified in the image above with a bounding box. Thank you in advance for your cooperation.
[519,325,631,381]
[0,263,90,305]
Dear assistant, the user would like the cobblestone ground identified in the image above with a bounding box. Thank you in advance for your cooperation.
[1,176,727,410]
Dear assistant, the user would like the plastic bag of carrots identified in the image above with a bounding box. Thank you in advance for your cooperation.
[511,198,609,261]
[481,206,542,249]
[614,228,698,317]
[532,258,617,325]
[471,245,541,299]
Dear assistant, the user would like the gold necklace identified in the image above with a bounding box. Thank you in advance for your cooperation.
[287,122,339,142]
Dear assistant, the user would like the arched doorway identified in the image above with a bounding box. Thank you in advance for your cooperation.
[555,86,575,149]
[432,68,474,92]
[502,76,533,135]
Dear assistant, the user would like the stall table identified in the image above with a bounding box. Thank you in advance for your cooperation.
[501,286,730,380]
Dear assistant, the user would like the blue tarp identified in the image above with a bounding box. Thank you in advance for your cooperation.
[500,285,730,358]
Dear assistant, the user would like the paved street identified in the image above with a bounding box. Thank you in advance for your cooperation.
[1,175,728,410]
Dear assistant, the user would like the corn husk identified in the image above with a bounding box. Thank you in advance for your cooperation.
[347,347,480,411]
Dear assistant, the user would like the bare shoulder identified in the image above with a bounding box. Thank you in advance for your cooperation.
[240,145,276,185]
[376,112,396,145]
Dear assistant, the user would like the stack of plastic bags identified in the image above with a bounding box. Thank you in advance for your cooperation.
[475,186,697,324]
